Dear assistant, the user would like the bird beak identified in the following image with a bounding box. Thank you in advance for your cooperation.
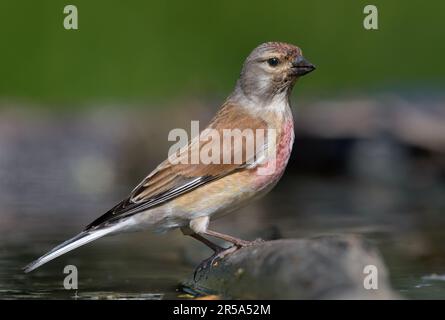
[292,56,316,76]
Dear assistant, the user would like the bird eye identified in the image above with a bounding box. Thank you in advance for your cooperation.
[267,57,280,67]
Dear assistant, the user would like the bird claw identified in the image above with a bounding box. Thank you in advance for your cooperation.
[193,246,238,281]
[193,238,265,281]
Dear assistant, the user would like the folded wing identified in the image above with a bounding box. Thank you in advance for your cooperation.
[85,103,269,230]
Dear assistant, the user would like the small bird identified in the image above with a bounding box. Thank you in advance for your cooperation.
[24,42,315,273]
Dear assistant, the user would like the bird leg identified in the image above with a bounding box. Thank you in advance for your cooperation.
[188,232,225,252]
[184,231,238,281]
[182,226,263,280]
[203,229,258,247]
[181,226,226,252]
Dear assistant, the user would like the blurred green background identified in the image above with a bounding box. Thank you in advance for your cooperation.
[0,0,444,106]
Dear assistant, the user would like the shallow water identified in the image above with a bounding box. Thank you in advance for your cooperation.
[1,175,444,300]
[1,107,445,299]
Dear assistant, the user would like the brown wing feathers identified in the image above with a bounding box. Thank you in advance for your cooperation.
[85,103,267,230]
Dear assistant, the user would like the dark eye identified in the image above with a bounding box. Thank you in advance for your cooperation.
[267,57,280,67]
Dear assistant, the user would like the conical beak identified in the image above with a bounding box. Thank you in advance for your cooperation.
[292,56,316,76]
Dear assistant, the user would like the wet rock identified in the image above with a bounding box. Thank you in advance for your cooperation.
[183,235,399,299]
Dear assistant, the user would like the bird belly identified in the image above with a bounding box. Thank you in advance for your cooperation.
[167,171,258,222]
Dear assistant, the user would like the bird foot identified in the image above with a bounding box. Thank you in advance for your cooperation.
[193,246,238,281]
[192,238,264,281]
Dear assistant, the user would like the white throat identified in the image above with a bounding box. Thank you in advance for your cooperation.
[237,91,290,117]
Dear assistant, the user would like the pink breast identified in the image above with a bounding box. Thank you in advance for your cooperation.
[253,120,294,188]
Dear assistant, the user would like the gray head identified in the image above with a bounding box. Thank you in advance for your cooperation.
[232,42,315,104]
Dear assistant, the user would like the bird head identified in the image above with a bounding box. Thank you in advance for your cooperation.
[235,42,315,104]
